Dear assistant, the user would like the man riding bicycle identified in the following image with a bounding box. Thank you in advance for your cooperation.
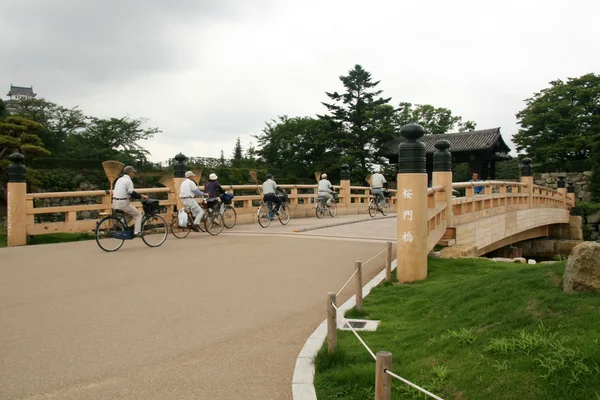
[262,173,282,217]
[112,166,148,237]
[371,168,387,210]
[179,170,205,232]
[317,173,334,206]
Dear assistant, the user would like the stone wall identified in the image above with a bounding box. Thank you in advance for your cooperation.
[534,171,593,203]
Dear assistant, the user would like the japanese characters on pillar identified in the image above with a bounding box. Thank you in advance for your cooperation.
[396,123,428,282]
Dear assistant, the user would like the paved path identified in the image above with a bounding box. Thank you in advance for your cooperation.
[0,215,397,400]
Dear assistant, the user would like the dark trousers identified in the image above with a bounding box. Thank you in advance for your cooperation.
[263,193,282,211]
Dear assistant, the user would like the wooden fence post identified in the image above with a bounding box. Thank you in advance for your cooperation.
[7,152,27,247]
[385,242,392,282]
[327,292,337,354]
[432,140,453,227]
[520,158,533,209]
[173,153,187,211]
[375,351,393,400]
[355,261,363,313]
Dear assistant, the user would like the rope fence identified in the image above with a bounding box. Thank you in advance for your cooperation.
[325,241,445,400]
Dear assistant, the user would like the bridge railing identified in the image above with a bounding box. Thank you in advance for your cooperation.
[4,153,398,246]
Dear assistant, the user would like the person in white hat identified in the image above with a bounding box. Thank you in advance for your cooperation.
[179,171,205,231]
[112,166,148,237]
[204,173,225,219]
[317,173,334,206]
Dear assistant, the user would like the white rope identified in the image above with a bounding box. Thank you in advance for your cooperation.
[362,247,387,266]
[384,369,445,400]
[330,302,376,360]
[336,268,359,297]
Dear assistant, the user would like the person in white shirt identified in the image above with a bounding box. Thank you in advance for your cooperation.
[179,171,205,232]
[112,166,148,237]
[317,173,334,206]
[262,173,282,217]
[371,168,387,209]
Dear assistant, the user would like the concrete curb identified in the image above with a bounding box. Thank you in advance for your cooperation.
[292,214,397,233]
[291,258,398,400]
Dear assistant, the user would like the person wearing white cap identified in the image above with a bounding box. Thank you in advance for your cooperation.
[112,166,148,237]
[179,171,205,231]
[371,168,387,209]
[317,173,334,206]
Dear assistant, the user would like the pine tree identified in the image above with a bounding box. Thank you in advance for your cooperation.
[319,64,394,176]
[219,150,226,166]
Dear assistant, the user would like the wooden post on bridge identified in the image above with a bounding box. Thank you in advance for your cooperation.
[339,164,351,207]
[567,182,575,207]
[6,152,27,247]
[432,140,453,227]
[520,158,533,208]
[557,175,567,208]
[173,153,188,211]
[396,124,428,282]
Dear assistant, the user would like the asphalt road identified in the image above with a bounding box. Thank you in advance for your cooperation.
[1,220,395,400]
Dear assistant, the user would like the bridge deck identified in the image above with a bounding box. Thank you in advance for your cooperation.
[0,216,395,400]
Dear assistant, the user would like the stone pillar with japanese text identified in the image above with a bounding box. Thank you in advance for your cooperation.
[396,124,428,282]
[173,153,188,210]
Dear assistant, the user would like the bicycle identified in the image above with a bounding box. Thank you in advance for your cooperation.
[200,201,225,235]
[170,207,205,239]
[368,192,390,217]
[315,193,337,219]
[257,200,290,228]
[95,198,168,252]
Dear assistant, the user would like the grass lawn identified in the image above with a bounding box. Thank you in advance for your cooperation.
[314,258,600,400]
[0,232,94,247]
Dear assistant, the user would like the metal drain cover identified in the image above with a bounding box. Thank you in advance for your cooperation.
[338,319,380,332]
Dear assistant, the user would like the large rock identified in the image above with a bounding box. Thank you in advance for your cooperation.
[563,242,600,293]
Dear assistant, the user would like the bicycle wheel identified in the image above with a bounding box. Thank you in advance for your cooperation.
[170,216,191,239]
[279,203,291,225]
[257,204,272,228]
[368,199,377,217]
[381,201,390,216]
[315,201,325,219]
[141,215,168,247]
[329,200,337,217]
[222,205,237,229]
[205,212,224,235]
[95,216,125,252]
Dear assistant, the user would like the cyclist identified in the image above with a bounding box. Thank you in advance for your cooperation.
[179,171,205,232]
[262,173,282,218]
[371,168,387,210]
[112,166,148,237]
[205,173,225,224]
[317,173,334,207]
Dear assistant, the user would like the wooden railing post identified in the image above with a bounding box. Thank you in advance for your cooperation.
[355,261,363,313]
[385,241,392,282]
[567,182,575,207]
[397,124,428,282]
[375,351,393,400]
[520,158,533,209]
[173,153,187,210]
[557,175,567,208]
[327,292,337,354]
[7,152,27,247]
[432,140,453,227]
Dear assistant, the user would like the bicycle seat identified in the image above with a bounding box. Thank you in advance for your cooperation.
[113,210,126,216]
[316,196,326,200]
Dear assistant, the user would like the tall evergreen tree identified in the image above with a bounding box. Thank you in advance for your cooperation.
[219,150,226,166]
[319,64,394,177]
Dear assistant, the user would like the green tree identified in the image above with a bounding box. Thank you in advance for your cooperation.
[63,117,159,162]
[513,73,600,168]
[232,137,243,167]
[0,99,8,119]
[319,65,395,176]
[394,102,476,134]
[0,116,50,160]
[219,150,226,166]
[9,98,86,156]
[255,116,335,182]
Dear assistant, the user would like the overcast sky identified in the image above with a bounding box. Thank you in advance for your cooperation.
[1,0,598,162]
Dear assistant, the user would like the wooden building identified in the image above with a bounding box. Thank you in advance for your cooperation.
[377,127,512,181]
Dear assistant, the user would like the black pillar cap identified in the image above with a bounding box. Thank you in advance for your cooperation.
[520,158,533,177]
[398,123,426,174]
[7,152,26,183]
[433,140,451,172]
[173,153,188,178]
